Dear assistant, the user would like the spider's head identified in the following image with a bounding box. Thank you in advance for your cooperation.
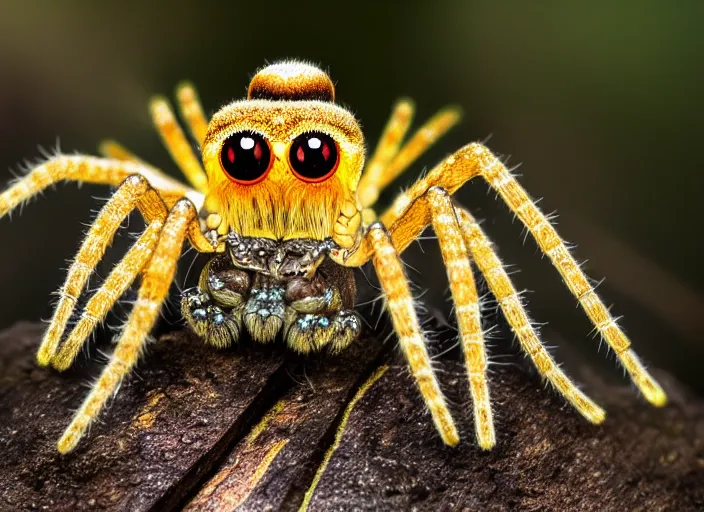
[201,61,365,249]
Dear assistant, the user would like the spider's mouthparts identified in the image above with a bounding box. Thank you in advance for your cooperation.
[226,232,335,280]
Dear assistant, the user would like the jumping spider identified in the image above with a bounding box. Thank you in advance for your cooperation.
[0,61,666,454]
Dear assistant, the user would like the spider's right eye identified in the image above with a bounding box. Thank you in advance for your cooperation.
[219,131,272,184]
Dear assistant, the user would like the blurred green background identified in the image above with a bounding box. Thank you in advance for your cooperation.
[0,2,702,393]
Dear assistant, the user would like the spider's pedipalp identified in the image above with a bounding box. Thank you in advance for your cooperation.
[367,223,459,446]
[456,207,607,424]
[57,198,197,454]
[36,174,169,367]
[149,96,209,194]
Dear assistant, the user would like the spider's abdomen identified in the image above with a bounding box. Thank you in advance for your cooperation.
[181,235,360,353]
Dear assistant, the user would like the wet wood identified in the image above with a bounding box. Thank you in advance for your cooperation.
[0,322,702,511]
[0,322,285,511]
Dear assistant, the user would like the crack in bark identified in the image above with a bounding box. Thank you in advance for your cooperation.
[280,345,396,511]
[152,359,297,511]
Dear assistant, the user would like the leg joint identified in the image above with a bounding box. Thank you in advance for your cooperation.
[120,173,151,192]
[366,221,389,237]
[172,197,197,215]
[426,185,452,201]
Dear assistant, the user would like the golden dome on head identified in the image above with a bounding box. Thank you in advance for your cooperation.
[248,61,335,102]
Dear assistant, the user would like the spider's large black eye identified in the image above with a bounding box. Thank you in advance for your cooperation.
[289,132,339,182]
[220,131,272,184]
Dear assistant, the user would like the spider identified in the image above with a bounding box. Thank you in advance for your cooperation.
[0,60,667,455]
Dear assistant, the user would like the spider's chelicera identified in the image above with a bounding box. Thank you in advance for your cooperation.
[0,60,667,455]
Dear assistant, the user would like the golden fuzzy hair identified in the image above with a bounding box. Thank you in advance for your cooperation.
[201,62,365,243]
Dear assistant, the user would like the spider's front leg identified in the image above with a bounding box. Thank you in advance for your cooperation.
[382,142,665,407]
[366,224,460,446]
[37,174,168,369]
[58,198,199,454]
[354,189,497,449]
[0,152,215,370]
[348,142,665,443]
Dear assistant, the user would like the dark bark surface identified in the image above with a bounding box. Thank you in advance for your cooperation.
[0,321,702,511]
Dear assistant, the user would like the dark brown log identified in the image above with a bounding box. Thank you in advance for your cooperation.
[0,322,702,511]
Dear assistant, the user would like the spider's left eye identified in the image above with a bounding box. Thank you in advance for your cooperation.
[289,132,339,183]
[219,131,273,184]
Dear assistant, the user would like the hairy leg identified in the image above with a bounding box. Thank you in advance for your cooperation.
[358,99,414,208]
[425,187,495,449]
[57,198,197,454]
[348,173,605,426]
[149,96,209,193]
[176,82,209,147]
[465,144,666,406]
[457,206,606,424]
[357,102,461,212]
[37,174,169,366]
[346,142,666,408]
[51,219,164,370]
[0,156,190,218]
[367,223,459,446]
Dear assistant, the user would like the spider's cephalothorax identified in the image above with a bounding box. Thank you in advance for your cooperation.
[0,60,667,455]
[201,62,365,249]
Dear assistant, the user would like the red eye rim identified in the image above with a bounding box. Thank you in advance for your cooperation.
[219,131,274,186]
[288,134,340,184]
[225,153,273,185]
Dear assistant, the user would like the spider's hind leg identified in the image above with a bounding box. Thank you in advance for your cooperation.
[58,199,198,454]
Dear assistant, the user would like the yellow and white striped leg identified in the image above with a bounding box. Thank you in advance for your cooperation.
[358,99,415,209]
[456,207,606,423]
[176,82,209,147]
[367,223,459,446]
[425,187,495,449]
[368,142,666,408]
[149,96,209,194]
[98,140,151,166]
[57,198,197,454]
[97,141,200,207]
[36,174,169,366]
[51,219,164,371]
[0,155,192,219]
[465,144,667,407]
[358,103,462,211]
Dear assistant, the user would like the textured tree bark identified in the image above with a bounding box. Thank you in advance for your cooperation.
[0,321,702,511]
